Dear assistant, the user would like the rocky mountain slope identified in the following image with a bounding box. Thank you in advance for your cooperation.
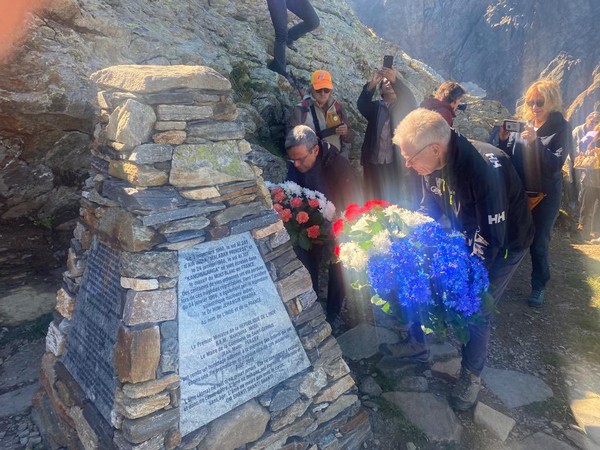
[347,0,600,111]
[0,0,509,279]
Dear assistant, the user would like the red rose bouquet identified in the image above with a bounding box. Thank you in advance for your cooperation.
[265,181,336,250]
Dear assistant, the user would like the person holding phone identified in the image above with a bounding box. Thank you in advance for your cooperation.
[288,70,354,157]
[266,0,320,77]
[497,79,572,307]
[420,81,466,127]
[356,60,419,208]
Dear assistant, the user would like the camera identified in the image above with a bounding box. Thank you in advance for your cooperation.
[456,103,467,111]
[383,55,394,69]
[503,119,526,133]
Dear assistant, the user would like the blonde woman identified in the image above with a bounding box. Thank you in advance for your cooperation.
[498,79,572,307]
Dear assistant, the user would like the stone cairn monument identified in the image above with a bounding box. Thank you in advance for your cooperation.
[34,65,371,450]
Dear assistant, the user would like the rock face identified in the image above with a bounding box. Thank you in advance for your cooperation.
[348,0,600,110]
[0,0,504,226]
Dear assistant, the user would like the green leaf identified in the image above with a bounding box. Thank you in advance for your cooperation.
[298,233,311,250]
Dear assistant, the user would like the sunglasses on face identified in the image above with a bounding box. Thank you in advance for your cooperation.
[527,99,545,108]
[315,88,331,94]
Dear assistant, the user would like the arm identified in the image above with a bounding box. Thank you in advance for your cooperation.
[357,82,378,119]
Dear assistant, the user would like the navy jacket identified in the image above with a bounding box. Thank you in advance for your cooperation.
[421,132,534,269]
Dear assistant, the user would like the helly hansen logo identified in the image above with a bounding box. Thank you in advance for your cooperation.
[485,153,502,168]
[488,211,506,224]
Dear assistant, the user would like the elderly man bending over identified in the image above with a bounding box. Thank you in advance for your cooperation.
[393,108,533,410]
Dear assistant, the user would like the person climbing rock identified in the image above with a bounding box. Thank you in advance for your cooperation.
[266,0,320,77]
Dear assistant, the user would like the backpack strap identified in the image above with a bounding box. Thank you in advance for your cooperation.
[309,104,323,136]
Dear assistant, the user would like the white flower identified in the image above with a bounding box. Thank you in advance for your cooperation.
[281,181,302,196]
[302,188,317,199]
[371,230,392,255]
[323,201,336,221]
[383,206,433,228]
[398,210,434,227]
[338,242,368,271]
[264,180,275,189]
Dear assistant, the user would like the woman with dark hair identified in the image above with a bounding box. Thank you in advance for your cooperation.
[266,0,320,77]
[498,79,572,307]
[420,81,466,126]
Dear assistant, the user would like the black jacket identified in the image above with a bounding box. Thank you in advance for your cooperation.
[357,79,416,166]
[286,140,359,211]
[421,132,534,269]
[498,111,571,196]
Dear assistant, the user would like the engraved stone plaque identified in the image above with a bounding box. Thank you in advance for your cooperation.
[62,240,124,422]
[178,232,310,435]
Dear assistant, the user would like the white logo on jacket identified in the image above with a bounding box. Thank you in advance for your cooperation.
[485,153,502,168]
[488,211,506,224]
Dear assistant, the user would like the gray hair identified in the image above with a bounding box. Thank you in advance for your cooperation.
[285,125,318,150]
[393,108,451,149]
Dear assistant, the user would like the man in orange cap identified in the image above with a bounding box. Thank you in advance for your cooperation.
[288,70,353,157]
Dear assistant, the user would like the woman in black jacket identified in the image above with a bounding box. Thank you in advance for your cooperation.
[498,79,572,307]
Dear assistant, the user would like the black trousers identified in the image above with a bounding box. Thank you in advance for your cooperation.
[266,0,320,71]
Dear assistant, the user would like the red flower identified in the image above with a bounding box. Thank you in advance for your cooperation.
[344,203,365,222]
[273,191,286,204]
[296,211,309,224]
[273,203,283,213]
[332,218,345,237]
[291,197,303,208]
[334,245,340,257]
[307,225,320,238]
[364,199,391,210]
[279,208,292,222]
[308,199,320,208]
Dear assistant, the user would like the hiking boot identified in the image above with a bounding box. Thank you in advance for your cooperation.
[451,366,481,411]
[528,289,545,308]
[266,59,288,77]
[380,341,430,363]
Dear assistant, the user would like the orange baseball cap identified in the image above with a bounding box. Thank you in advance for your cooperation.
[311,70,333,90]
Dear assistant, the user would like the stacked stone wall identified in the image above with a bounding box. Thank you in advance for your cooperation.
[34,65,370,450]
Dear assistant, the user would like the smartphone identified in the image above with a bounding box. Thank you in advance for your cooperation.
[503,119,526,133]
[383,55,394,69]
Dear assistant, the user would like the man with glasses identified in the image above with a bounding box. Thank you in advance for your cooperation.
[285,125,359,326]
[289,70,353,157]
[393,108,534,411]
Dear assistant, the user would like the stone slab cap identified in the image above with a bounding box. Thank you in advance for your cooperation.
[90,65,231,93]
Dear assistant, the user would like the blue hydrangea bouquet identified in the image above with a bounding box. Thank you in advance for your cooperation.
[334,201,490,343]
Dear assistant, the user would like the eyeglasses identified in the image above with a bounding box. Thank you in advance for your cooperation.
[526,99,545,108]
[315,88,331,94]
[288,152,312,165]
[405,143,433,165]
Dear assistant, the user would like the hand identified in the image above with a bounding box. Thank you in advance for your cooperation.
[521,125,536,144]
[336,123,348,136]
[380,67,396,83]
[368,70,383,90]
[498,124,510,141]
